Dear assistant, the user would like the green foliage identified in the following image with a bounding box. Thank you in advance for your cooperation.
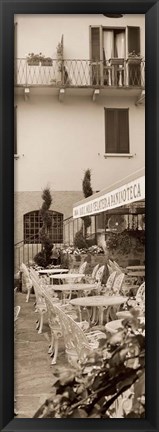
[74,229,88,249]
[82,169,93,238]
[106,230,145,255]
[82,169,93,198]
[34,187,53,267]
[34,313,145,419]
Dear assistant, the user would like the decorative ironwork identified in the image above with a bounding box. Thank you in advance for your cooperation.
[15,58,145,88]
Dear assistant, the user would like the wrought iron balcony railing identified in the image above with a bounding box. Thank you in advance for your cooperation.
[14,58,145,89]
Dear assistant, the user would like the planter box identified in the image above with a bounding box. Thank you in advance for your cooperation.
[27,60,40,66]
[127,57,142,65]
[41,59,52,66]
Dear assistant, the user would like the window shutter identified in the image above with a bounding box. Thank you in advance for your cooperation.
[105,109,117,153]
[118,109,129,153]
[105,108,129,154]
[128,27,140,54]
[90,27,100,61]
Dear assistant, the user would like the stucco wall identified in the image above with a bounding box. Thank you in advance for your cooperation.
[15,14,145,60]
[14,95,145,192]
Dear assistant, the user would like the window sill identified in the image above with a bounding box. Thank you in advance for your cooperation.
[104,153,134,159]
[14,154,20,160]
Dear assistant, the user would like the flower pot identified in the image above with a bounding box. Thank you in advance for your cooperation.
[127,57,142,65]
[27,60,40,66]
[41,59,52,66]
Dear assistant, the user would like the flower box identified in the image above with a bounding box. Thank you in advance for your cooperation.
[127,58,142,65]
[41,58,52,66]
[27,59,40,66]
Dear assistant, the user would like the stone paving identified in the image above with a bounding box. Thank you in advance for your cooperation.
[14,292,65,418]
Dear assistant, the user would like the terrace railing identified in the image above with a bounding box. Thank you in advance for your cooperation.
[14,58,145,89]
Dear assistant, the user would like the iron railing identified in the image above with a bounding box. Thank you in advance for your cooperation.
[14,58,145,89]
[14,210,145,270]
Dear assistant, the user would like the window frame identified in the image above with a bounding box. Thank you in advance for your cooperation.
[104,107,130,155]
[23,210,64,244]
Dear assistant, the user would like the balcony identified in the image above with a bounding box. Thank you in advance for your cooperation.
[14,58,145,96]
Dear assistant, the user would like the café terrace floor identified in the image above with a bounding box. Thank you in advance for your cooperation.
[14,292,66,418]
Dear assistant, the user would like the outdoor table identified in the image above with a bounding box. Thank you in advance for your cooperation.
[47,283,97,304]
[38,268,69,275]
[105,316,145,334]
[49,273,85,284]
[70,295,128,325]
[126,271,145,284]
[126,266,145,271]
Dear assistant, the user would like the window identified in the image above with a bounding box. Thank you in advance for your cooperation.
[14,106,17,154]
[90,26,141,86]
[105,108,129,154]
[24,210,63,244]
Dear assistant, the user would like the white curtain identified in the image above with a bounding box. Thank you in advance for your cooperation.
[115,32,125,58]
[103,31,114,61]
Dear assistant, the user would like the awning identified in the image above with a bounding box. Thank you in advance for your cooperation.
[73,168,145,219]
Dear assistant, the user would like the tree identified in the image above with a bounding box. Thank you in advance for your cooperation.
[82,169,93,239]
[34,188,53,267]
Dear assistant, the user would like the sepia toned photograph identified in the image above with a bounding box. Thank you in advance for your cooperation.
[14,13,145,419]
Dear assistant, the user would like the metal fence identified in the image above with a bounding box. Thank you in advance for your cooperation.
[14,58,145,88]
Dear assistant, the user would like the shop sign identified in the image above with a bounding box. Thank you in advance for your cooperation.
[73,176,145,219]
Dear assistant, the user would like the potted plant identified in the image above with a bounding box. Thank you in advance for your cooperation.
[27,53,44,66]
[127,51,143,64]
[41,56,52,66]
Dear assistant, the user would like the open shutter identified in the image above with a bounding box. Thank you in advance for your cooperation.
[90,27,100,61]
[90,26,102,85]
[118,109,129,153]
[105,109,117,153]
[127,27,140,55]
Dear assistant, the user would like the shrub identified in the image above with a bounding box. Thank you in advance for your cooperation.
[34,311,145,419]
[34,187,53,267]
[74,229,88,249]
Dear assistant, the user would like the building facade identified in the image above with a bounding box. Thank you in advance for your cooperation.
[14,14,145,259]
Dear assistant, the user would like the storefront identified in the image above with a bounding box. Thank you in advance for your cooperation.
[73,168,145,265]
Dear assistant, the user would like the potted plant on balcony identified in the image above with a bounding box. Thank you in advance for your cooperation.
[41,56,52,66]
[127,51,143,64]
[27,53,44,66]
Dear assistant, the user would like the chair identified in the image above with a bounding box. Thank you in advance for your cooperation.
[14,305,21,322]
[135,282,145,315]
[41,287,106,367]
[117,282,145,321]
[112,272,125,294]
[75,260,88,282]
[95,265,105,289]
[102,271,117,294]
[29,268,47,334]
[30,268,65,363]
[108,260,123,276]
[104,273,125,323]
[20,263,33,302]
[84,263,100,284]
[107,264,115,275]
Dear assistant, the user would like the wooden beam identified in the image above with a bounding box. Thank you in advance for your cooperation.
[59,88,65,102]
[92,89,100,102]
